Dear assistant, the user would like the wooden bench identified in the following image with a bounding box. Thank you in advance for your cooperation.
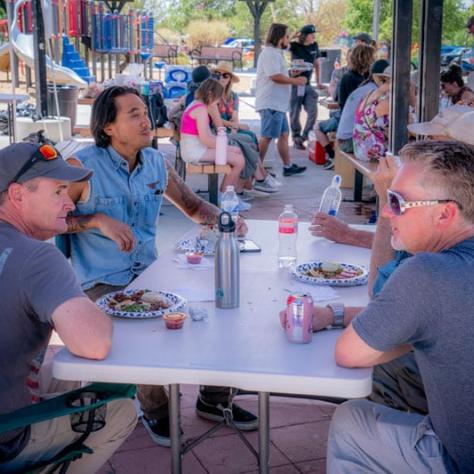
[186,162,231,206]
[72,125,175,143]
[78,97,95,106]
[153,44,179,64]
[189,46,243,69]
[334,141,378,202]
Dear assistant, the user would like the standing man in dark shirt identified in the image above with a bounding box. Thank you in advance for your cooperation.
[289,24,322,150]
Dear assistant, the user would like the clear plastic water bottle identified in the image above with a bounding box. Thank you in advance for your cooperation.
[278,204,298,269]
[319,175,342,216]
[215,127,228,165]
[220,185,239,222]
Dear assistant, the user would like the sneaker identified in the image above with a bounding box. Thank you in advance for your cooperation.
[283,163,307,177]
[237,191,255,202]
[253,176,278,194]
[323,157,335,170]
[141,416,171,447]
[237,198,252,212]
[196,398,258,431]
[266,174,282,187]
[293,137,306,150]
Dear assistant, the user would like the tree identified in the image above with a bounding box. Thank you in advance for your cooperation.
[344,0,469,45]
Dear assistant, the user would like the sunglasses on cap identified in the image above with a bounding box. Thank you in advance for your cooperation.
[11,144,59,184]
[386,189,461,216]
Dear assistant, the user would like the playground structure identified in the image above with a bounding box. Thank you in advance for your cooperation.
[0,0,155,86]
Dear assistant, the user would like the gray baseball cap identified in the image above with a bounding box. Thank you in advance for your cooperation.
[0,142,92,192]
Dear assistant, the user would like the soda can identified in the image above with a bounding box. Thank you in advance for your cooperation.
[285,293,314,344]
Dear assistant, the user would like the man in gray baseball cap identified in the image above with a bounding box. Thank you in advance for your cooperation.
[0,141,136,472]
[0,142,92,193]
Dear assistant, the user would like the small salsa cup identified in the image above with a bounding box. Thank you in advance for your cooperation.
[163,312,187,330]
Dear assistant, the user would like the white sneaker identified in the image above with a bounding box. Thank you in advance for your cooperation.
[237,198,252,212]
[238,191,255,202]
[265,174,282,187]
[253,176,278,194]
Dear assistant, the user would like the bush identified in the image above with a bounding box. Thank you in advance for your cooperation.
[155,28,182,45]
[186,20,230,50]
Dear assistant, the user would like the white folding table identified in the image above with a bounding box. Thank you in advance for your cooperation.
[53,220,373,473]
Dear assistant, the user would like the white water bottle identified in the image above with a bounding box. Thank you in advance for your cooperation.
[319,175,342,216]
[220,185,239,222]
[278,204,298,269]
[215,127,228,165]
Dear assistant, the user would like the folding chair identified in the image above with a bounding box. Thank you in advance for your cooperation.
[0,383,136,474]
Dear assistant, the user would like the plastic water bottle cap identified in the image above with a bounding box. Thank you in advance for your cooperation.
[331,175,341,187]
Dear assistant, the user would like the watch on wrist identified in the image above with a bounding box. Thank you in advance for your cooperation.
[327,303,345,329]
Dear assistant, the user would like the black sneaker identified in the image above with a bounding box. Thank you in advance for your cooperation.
[323,157,335,170]
[141,416,171,447]
[195,398,258,431]
[283,163,307,177]
[293,137,306,150]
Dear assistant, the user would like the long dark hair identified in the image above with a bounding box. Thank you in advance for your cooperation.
[440,64,463,87]
[91,86,144,148]
[266,23,288,47]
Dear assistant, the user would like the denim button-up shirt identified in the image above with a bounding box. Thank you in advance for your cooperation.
[70,145,168,290]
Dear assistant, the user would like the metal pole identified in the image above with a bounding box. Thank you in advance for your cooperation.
[32,0,49,117]
[258,392,270,474]
[372,0,381,42]
[169,384,182,474]
[253,0,261,68]
[417,0,443,123]
[389,0,413,154]
[6,0,20,88]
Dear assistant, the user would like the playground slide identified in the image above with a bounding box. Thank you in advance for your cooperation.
[0,0,86,86]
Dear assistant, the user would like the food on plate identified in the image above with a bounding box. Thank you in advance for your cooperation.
[304,262,363,280]
[107,290,170,312]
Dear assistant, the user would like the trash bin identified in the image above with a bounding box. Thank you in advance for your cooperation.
[319,48,341,84]
[47,84,79,131]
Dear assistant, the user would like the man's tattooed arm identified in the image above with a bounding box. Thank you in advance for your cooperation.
[164,162,220,226]
[65,214,96,233]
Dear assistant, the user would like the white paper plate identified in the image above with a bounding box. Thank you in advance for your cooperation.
[291,261,368,287]
[175,238,215,256]
[96,289,186,319]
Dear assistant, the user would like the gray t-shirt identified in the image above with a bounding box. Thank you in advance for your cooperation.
[0,223,84,461]
[352,238,474,471]
[255,46,290,113]
[336,82,377,140]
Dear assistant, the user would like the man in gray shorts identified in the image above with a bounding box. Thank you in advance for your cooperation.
[326,141,474,472]
[0,142,137,472]
[256,23,307,177]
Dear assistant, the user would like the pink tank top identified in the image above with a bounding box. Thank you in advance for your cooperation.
[180,102,207,135]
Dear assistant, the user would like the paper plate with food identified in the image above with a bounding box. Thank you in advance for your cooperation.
[175,237,215,256]
[291,261,368,287]
[96,289,186,319]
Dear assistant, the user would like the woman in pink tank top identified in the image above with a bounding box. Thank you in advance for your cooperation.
[180,78,245,194]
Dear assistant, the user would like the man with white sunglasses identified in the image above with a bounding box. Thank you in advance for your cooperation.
[324,141,474,472]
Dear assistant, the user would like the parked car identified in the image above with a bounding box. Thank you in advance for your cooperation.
[441,46,468,67]
[222,38,255,51]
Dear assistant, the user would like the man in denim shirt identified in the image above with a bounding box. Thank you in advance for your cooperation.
[63,86,257,447]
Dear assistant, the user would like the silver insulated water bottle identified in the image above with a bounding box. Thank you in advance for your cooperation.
[215,211,240,309]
